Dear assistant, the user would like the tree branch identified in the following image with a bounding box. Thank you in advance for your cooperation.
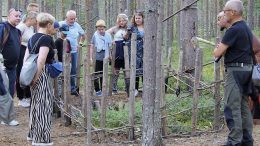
[162,0,200,22]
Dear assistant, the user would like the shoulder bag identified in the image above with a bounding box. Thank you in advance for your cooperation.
[20,35,44,88]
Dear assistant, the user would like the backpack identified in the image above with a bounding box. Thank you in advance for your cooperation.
[0,22,21,52]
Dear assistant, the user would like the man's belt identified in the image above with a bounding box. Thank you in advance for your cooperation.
[225,62,252,67]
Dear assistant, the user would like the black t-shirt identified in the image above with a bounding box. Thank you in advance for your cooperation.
[2,22,21,69]
[28,33,55,64]
[222,20,253,64]
[55,38,71,62]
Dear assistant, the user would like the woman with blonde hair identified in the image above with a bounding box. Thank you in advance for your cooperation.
[24,12,57,145]
[107,13,129,95]
[16,11,38,108]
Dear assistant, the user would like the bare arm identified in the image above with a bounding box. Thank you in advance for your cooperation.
[213,43,229,58]
[31,46,49,85]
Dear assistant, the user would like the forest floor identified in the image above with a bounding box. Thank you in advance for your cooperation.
[1,93,260,146]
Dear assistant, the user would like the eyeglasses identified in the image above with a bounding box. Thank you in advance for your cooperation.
[223,9,233,13]
[9,8,23,13]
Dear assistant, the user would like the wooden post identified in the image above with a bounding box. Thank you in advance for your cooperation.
[128,33,137,140]
[108,44,116,96]
[124,45,130,79]
[191,47,202,135]
[191,38,202,135]
[83,44,92,145]
[62,40,72,126]
[76,46,83,90]
[214,37,221,130]
[100,58,109,141]
[53,49,60,118]
[165,47,173,93]
[176,50,184,93]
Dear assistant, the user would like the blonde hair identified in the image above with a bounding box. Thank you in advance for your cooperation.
[116,13,128,24]
[37,13,55,28]
[24,11,38,22]
[27,3,39,12]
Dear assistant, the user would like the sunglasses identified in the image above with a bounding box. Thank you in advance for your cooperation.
[9,8,23,13]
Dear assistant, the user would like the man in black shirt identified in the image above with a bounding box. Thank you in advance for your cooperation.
[0,8,21,126]
[1,9,22,98]
[214,1,254,145]
[55,24,71,62]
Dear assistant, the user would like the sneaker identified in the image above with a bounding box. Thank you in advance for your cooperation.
[27,136,33,141]
[32,142,53,146]
[1,120,19,126]
[134,89,138,97]
[96,90,102,97]
[112,90,118,95]
[18,99,30,108]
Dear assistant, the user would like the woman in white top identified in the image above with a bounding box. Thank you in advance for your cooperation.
[16,11,37,108]
[107,14,129,95]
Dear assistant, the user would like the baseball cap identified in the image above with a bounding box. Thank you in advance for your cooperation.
[54,21,60,29]
[59,24,69,35]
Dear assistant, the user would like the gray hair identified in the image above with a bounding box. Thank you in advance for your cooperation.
[225,0,244,15]
[66,10,76,17]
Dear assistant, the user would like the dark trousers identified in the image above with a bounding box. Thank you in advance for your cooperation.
[135,76,143,90]
[94,60,103,92]
[6,67,16,98]
[224,66,253,146]
[16,45,31,100]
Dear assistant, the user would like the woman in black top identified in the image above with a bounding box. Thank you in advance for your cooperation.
[23,13,56,146]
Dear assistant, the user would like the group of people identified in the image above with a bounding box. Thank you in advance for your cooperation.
[0,2,145,145]
[214,0,260,145]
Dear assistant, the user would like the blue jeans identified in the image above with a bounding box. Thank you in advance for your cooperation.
[70,52,78,92]
[6,67,16,98]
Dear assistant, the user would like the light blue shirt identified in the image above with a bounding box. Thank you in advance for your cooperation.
[59,21,85,53]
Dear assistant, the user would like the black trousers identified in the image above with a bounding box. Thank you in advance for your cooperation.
[94,60,103,92]
[16,45,31,100]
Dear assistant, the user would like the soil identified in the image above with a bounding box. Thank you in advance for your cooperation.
[1,93,260,146]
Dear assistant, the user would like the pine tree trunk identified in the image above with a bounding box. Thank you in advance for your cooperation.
[0,0,2,23]
[180,0,198,73]
[142,0,163,145]
[247,0,254,29]
[118,0,126,13]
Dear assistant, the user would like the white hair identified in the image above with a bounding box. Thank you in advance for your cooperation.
[66,10,76,17]
[226,0,244,15]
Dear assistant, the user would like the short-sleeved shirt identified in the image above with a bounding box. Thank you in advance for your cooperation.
[222,20,253,64]
[28,33,55,64]
[91,31,112,61]
[59,21,85,53]
[16,22,34,47]
[1,22,21,69]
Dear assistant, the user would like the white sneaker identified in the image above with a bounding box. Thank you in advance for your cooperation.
[134,89,138,97]
[18,99,30,108]
[1,120,19,126]
[32,142,53,146]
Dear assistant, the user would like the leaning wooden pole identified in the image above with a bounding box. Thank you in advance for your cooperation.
[100,58,109,141]
[213,37,221,130]
[128,33,137,140]
[108,44,116,96]
[62,40,72,126]
[191,39,202,135]
[76,46,83,89]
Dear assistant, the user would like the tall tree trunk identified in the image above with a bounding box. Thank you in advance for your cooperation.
[205,0,209,39]
[176,0,181,48]
[118,0,126,13]
[247,0,254,29]
[142,0,163,145]
[180,0,198,82]
[126,0,133,18]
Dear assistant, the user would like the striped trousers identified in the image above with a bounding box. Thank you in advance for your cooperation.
[28,67,54,144]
